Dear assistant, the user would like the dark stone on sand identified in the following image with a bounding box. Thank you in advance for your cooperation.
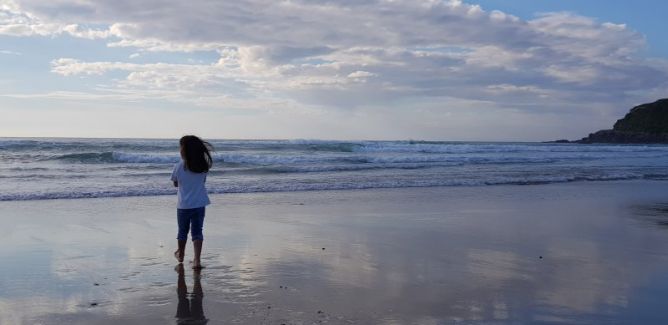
[575,98,668,144]
[94,283,99,286]
[322,247,325,250]
[317,310,323,314]
[539,256,543,259]
[90,302,98,307]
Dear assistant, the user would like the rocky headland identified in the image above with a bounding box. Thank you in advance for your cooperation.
[574,98,668,144]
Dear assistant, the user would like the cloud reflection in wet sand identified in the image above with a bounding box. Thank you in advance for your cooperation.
[2,182,668,323]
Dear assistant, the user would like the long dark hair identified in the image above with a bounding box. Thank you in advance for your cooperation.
[179,135,213,173]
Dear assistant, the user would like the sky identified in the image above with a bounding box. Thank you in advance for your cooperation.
[1,0,667,141]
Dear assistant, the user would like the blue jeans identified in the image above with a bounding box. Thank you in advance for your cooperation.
[177,207,205,241]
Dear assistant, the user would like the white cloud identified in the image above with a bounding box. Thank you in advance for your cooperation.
[0,49,20,55]
[347,71,377,79]
[0,1,110,38]
[51,58,137,76]
[61,23,110,39]
[543,65,599,84]
[2,0,668,139]
[486,84,548,95]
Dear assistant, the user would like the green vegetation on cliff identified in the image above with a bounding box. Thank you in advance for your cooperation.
[576,98,668,144]
[613,98,668,133]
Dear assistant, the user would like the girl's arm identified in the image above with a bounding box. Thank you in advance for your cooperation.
[171,162,180,187]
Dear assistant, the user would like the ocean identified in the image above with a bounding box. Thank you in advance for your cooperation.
[1,138,668,201]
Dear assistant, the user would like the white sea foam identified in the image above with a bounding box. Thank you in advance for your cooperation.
[2,138,668,201]
[0,172,657,201]
[111,152,179,163]
[49,150,602,166]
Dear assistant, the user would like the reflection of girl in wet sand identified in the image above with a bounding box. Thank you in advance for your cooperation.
[176,264,208,324]
[171,135,213,269]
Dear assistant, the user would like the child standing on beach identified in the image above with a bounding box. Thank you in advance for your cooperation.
[171,135,213,269]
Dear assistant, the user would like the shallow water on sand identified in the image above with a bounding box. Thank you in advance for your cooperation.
[2,181,668,323]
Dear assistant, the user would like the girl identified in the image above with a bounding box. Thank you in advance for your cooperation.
[171,135,213,269]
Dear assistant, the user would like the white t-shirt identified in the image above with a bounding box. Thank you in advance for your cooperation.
[171,161,211,209]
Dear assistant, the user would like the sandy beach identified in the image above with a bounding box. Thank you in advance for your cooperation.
[3,181,668,324]
[3,0,668,323]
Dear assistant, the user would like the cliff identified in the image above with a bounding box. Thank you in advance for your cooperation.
[577,98,668,144]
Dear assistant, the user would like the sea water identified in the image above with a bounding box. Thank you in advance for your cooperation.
[1,138,668,201]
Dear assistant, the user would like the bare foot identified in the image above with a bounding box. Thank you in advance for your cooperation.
[190,260,204,269]
[174,250,183,263]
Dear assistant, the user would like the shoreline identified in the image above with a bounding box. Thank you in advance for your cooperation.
[3,181,668,323]
[3,178,668,203]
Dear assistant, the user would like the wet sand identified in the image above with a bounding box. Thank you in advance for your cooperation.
[2,181,668,324]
